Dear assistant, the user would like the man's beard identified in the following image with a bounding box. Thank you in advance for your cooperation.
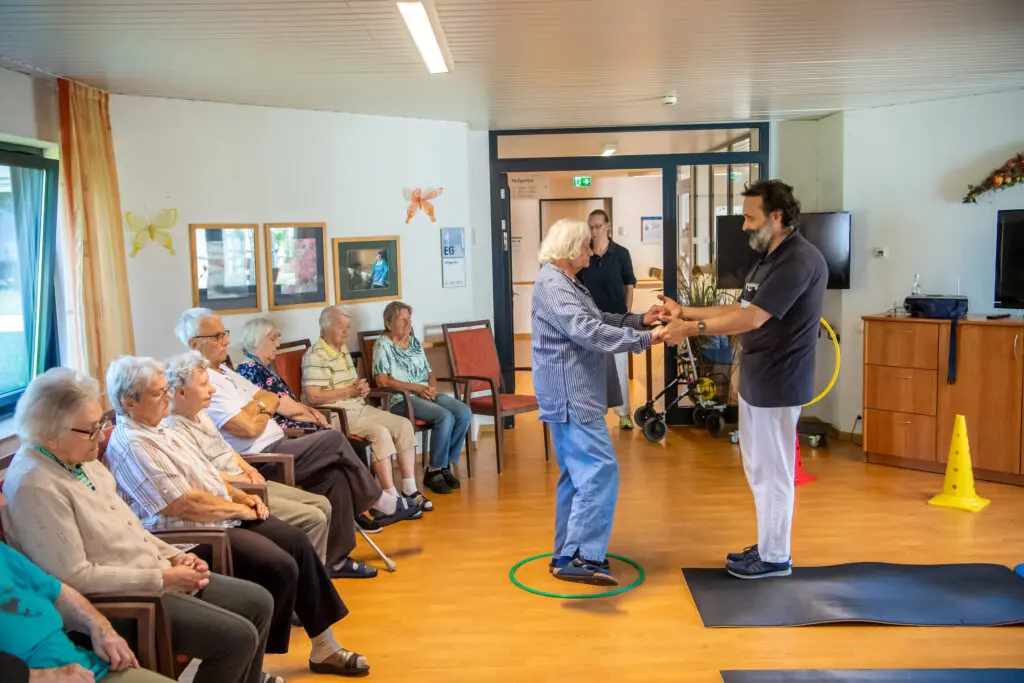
[748,225,773,252]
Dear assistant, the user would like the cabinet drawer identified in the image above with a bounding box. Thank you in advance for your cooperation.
[864,321,939,369]
[864,409,936,461]
[864,365,937,415]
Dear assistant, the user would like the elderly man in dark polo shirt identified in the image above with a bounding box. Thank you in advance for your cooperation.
[660,179,827,580]
[577,209,639,430]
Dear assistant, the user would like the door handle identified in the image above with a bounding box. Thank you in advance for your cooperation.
[1015,334,1020,361]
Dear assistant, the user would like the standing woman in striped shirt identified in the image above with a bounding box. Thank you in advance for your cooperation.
[531,219,681,586]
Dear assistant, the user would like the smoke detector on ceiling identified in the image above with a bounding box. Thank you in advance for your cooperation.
[662,94,678,106]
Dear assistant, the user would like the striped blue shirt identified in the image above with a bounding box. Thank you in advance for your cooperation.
[531,262,652,424]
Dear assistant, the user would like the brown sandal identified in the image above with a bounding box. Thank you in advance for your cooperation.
[309,648,370,677]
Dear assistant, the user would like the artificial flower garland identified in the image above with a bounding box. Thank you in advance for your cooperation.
[963,152,1024,203]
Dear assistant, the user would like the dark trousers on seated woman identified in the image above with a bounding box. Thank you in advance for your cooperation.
[263,429,383,568]
[194,515,349,654]
[392,394,472,469]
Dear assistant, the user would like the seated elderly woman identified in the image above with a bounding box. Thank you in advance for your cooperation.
[101,356,370,677]
[1,368,275,683]
[0,541,173,683]
[303,305,432,512]
[234,317,330,432]
[372,301,472,495]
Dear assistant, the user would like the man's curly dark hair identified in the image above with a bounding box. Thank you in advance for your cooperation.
[742,179,801,229]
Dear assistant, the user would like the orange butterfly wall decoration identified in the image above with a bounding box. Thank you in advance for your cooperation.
[404,187,443,223]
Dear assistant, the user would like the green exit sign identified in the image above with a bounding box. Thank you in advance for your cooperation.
[573,176,592,187]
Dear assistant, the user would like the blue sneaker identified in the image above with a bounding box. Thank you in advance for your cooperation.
[553,557,618,586]
[726,556,792,579]
[726,544,759,564]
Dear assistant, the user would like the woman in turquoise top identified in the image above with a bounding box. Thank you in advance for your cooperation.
[369,250,389,288]
[0,542,171,682]
[372,301,472,495]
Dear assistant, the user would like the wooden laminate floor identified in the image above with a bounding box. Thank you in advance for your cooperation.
[265,374,1024,683]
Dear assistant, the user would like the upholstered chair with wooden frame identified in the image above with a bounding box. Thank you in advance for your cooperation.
[442,319,550,475]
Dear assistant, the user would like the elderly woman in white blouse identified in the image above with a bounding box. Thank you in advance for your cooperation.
[1,368,277,683]
[531,219,679,586]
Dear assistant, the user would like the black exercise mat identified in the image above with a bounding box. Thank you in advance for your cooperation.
[682,562,1024,627]
[721,670,1024,683]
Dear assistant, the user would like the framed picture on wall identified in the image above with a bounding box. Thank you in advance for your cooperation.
[189,224,262,314]
[263,222,329,310]
[333,235,402,305]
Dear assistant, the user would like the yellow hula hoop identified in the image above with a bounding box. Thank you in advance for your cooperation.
[804,317,840,407]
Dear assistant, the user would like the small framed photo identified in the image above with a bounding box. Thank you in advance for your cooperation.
[189,224,261,314]
[263,222,329,310]
[333,235,402,305]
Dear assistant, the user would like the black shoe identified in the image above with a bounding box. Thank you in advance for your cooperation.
[440,467,461,489]
[370,501,421,526]
[726,544,759,564]
[423,469,453,494]
[355,513,383,534]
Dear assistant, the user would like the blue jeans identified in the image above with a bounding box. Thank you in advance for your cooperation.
[549,416,620,563]
[391,393,472,470]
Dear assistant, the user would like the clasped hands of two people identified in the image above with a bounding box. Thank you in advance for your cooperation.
[644,295,693,346]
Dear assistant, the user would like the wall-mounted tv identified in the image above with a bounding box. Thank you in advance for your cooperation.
[995,209,1024,309]
[714,211,852,290]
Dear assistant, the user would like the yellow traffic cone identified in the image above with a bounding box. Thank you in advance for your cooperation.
[928,414,990,512]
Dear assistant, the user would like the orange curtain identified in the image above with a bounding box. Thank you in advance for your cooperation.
[58,78,135,389]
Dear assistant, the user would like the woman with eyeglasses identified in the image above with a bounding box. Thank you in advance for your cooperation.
[1,368,280,683]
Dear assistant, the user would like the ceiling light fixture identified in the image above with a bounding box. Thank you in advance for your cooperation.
[601,144,617,157]
[396,1,450,74]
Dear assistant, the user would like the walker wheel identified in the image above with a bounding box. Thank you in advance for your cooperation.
[634,405,658,428]
[692,407,708,427]
[643,416,668,443]
[706,413,726,437]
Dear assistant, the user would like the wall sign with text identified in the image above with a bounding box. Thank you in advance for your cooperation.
[441,227,466,288]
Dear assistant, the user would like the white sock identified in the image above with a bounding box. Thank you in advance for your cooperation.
[385,486,399,499]
[372,491,397,515]
[401,478,417,496]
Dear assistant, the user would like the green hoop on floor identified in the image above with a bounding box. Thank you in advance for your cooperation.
[509,552,645,599]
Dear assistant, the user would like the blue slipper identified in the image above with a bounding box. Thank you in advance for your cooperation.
[552,557,618,586]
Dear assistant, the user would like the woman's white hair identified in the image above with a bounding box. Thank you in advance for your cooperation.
[105,356,165,416]
[538,218,590,265]
[164,351,211,394]
[238,318,279,355]
[15,368,100,445]
[174,307,217,348]
[318,305,350,332]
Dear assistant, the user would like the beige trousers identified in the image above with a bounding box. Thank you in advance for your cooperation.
[335,403,416,462]
[265,479,331,563]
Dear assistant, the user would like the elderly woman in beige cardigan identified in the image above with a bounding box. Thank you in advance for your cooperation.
[1,368,280,683]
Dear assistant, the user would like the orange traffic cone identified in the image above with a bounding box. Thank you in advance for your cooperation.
[928,414,989,512]
[795,430,816,486]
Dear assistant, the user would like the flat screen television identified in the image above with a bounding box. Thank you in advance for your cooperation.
[995,209,1024,309]
[714,211,852,290]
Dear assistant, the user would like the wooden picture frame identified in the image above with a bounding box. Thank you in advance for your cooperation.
[333,235,402,305]
[189,224,262,315]
[263,222,330,311]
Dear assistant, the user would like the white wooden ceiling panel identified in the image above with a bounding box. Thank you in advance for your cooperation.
[0,0,1022,129]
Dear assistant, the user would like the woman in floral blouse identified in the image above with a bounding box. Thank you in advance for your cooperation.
[235,319,329,432]
[372,301,472,495]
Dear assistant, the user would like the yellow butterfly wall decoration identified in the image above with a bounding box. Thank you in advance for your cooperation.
[125,208,177,257]
[404,187,443,224]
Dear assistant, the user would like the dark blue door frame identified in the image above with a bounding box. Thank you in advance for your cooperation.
[488,123,770,425]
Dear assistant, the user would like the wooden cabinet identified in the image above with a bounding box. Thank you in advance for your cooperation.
[863,315,1024,484]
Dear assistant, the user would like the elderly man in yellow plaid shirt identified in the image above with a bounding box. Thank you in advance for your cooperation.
[302,305,432,514]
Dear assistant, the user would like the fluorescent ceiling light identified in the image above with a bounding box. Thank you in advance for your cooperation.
[397,2,449,74]
[601,144,617,157]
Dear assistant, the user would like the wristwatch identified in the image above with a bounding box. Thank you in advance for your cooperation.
[697,320,707,333]
[255,398,267,414]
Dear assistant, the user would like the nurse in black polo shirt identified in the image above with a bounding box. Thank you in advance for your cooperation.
[659,180,827,580]
[577,209,638,430]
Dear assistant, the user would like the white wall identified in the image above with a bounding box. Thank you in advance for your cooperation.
[510,174,663,334]
[0,66,58,147]
[837,89,1024,432]
[110,95,487,378]
[467,131,493,323]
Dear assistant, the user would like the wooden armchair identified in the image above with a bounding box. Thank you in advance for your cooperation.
[442,319,551,475]
[357,329,463,472]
